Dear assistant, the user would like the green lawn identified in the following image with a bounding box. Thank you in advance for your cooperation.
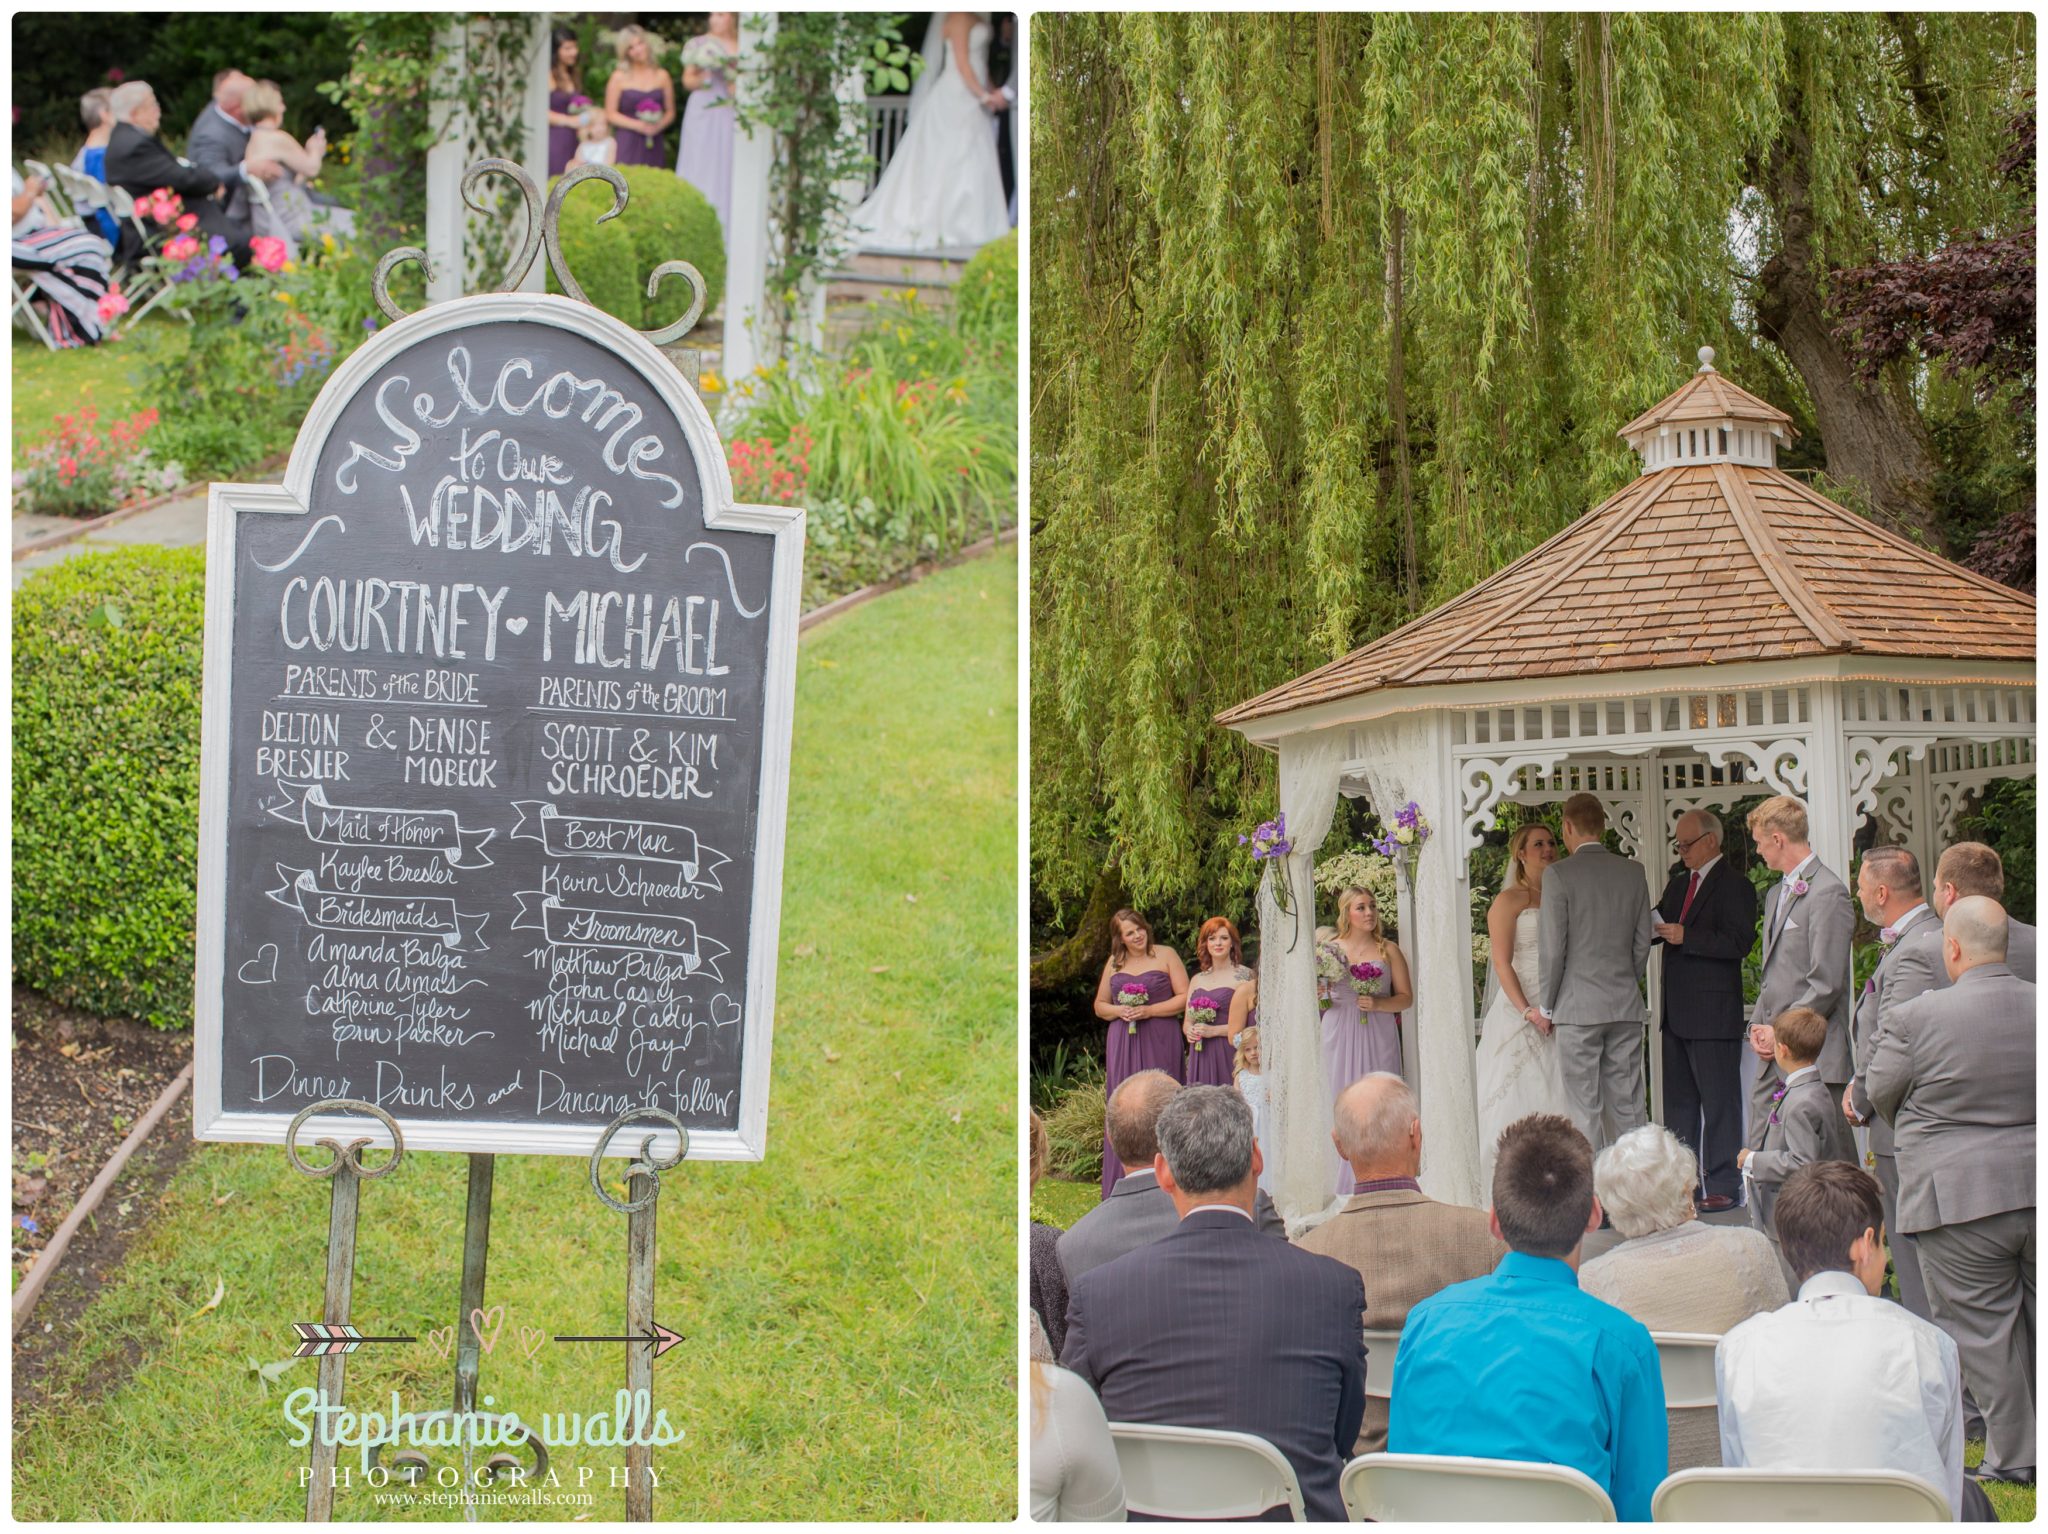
[11,547,1020,1520]
[11,318,183,453]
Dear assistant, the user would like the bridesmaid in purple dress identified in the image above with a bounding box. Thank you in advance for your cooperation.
[605,25,676,169]
[1320,885,1415,1196]
[1094,908,1189,1199]
[544,31,588,178]
[1182,916,1249,1087]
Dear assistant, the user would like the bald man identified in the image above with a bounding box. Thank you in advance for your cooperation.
[1867,897,2037,1485]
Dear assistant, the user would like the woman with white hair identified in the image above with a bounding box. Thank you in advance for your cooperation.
[1581,1124,1789,1468]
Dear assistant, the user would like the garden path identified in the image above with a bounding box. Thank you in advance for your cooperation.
[12,477,268,588]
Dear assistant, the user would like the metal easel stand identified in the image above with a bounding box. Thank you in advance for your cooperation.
[588,1107,689,1522]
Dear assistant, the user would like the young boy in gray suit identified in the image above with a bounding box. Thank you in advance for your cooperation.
[1740,1006,1858,1255]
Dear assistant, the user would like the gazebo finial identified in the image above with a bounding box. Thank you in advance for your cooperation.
[1697,345,1716,373]
[1616,345,1797,473]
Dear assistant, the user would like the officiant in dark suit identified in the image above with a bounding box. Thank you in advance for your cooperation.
[1653,808,1757,1210]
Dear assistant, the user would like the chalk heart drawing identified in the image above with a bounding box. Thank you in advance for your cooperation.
[502,615,529,636]
[469,1303,506,1355]
[712,994,744,1029]
[237,944,280,985]
[425,1324,456,1359]
[519,1324,545,1360]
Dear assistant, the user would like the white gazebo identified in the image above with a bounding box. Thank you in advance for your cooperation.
[1217,348,2037,1227]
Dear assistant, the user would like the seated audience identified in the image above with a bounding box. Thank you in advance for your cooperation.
[13,170,114,348]
[1029,1108,1068,1361]
[1062,1087,1365,1521]
[1581,1124,1789,1468]
[1933,842,2035,981]
[1055,1070,1282,1290]
[1030,1353,1125,1522]
[1389,1114,1666,1521]
[1716,1160,1993,1520]
[103,80,252,262]
[71,88,122,248]
[186,68,283,192]
[243,80,350,251]
[1294,1072,1502,1455]
[1739,1005,1856,1261]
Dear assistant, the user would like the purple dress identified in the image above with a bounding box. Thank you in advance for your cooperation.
[1321,948,1402,1197]
[614,86,671,167]
[1182,983,1238,1087]
[673,60,735,241]
[547,89,581,178]
[1100,967,1182,1199]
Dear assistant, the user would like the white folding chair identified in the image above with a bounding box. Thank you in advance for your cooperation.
[11,268,59,349]
[53,163,110,223]
[1341,1452,1617,1522]
[22,157,71,220]
[1108,1422,1306,1522]
[1361,1327,1401,1401]
[1651,1467,1950,1522]
[1650,1332,1721,1410]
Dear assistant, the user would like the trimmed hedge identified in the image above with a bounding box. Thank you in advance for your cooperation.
[14,548,207,1028]
[545,165,726,332]
[955,229,1017,345]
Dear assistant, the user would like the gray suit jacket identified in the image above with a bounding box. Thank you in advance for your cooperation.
[1849,906,1949,1157]
[1751,858,1855,1083]
[1055,1170,1285,1289]
[1540,843,1652,1025]
[185,105,250,187]
[1865,963,2036,1235]
[1747,1071,1858,1238]
[2008,918,2036,983]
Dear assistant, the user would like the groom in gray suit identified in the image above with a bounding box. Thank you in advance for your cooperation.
[1744,796,1855,1132]
[1539,793,1653,1154]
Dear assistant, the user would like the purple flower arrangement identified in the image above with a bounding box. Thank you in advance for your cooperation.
[1348,959,1386,1000]
[1115,984,1150,1035]
[1185,1000,1219,1053]
[1239,814,1293,861]
[1370,801,1432,860]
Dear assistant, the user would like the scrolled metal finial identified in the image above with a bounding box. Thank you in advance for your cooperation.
[543,162,630,307]
[373,247,438,323]
[587,1108,689,1215]
[285,1099,405,1180]
[461,157,545,296]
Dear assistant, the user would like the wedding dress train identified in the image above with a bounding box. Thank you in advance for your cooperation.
[849,14,1011,252]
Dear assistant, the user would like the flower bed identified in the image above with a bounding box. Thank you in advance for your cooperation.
[14,406,182,519]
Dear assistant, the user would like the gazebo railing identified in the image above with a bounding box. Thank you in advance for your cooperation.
[864,97,911,195]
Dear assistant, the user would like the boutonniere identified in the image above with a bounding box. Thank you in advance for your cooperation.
[1787,878,1810,898]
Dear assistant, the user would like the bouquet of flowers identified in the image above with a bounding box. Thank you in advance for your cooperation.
[1348,959,1385,1001]
[1239,813,1297,915]
[1114,984,1150,1036]
[681,36,731,74]
[1314,941,1345,1012]
[1185,1000,1218,1053]
[634,97,665,123]
[1371,801,1432,867]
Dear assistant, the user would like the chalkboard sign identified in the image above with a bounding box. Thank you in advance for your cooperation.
[194,294,803,1161]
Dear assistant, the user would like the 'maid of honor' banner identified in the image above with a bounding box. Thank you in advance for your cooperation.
[193,296,803,1161]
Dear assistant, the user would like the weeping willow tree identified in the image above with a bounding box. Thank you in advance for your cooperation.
[1030,13,2033,986]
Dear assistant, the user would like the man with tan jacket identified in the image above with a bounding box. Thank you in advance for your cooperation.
[1294,1072,1504,1453]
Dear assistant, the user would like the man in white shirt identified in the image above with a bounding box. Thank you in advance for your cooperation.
[1716,1160,1994,1520]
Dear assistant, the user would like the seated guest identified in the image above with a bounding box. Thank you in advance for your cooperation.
[13,171,114,348]
[186,68,284,192]
[1055,1070,1282,1289]
[1390,1114,1666,1521]
[1029,1109,1068,1361]
[1716,1161,1992,1520]
[1934,842,2035,981]
[103,81,251,262]
[1739,1005,1856,1262]
[1295,1072,1503,1455]
[1062,1087,1365,1521]
[72,89,123,249]
[1030,1353,1126,1521]
[244,80,349,252]
[1582,1125,1789,1469]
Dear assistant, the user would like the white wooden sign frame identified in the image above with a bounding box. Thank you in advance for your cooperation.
[193,293,803,1163]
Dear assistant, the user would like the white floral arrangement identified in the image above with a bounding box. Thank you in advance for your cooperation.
[681,36,732,73]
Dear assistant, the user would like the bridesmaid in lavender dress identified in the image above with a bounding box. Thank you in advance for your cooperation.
[1320,885,1414,1196]
[545,31,588,178]
[1182,916,1249,1087]
[674,13,739,242]
[1094,909,1189,1199]
[605,25,676,169]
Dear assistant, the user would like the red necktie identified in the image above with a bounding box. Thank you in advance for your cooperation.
[1678,870,1702,923]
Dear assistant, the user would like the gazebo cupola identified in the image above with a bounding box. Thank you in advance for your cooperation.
[1619,346,1795,472]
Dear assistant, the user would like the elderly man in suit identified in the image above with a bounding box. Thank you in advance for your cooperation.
[1062,1086,1367,1522]
[1842,846,1948,1321]
[1057,1070,1282,1289]
[1867,897,2037,1486]
[101,80,252,263]
[1295,1072,1503,1455]
[1744,796,1854,1135]
[1935,841,2036,982]
[1653,808,1759,1210]
[1540,792,1654,1155]
[186,68,285,195]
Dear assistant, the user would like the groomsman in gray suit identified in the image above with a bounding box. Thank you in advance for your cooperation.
[1935,841,2036,982]
[1539,793,1654,1154]
[1867,898,2037,1486]
[1843,847,1948,1321]
[1744,796,1854,1133]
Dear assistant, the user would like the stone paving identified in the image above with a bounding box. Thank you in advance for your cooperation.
[12,474,280,588]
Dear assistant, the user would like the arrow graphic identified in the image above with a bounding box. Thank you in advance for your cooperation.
[553,1322,685,1358]
[290,1322,418,1357]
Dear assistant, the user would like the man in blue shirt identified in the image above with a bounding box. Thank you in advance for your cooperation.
[1389,1113,1667,1519]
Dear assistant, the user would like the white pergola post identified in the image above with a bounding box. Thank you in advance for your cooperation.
[424,19,469,303]
[1416,714,1482,1208]
[518,12,552,293]
[1808,681,1856,885]
[722,12,778,383]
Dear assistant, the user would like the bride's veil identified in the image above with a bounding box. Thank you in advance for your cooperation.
[910,14,950,112]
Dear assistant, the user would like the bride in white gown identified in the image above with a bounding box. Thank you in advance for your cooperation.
[1475,824,1573,1191]
[849,12,1011,251]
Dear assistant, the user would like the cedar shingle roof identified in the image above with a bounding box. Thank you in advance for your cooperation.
[1216,459,2035,729]
[1616,366,1795,442]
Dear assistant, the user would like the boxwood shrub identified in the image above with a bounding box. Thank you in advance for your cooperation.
[546,165,726,333]
[955,229,1017,345]
[14,547,206,1027]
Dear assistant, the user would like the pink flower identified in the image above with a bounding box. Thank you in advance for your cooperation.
[249,237,289,274]
[96,287,130,322]
[106,66,126,84]
[1789,878,1810,898]
[164,235,200,262]
[176,213,199,233]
